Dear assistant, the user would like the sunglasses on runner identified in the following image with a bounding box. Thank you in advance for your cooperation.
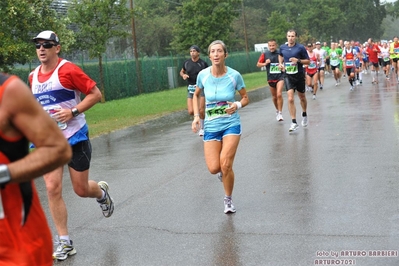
[35,42,57,49]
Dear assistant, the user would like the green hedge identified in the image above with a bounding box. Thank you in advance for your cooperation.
[12,51,262,101]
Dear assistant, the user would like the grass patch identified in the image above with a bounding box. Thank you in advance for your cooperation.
[86,70,266,137]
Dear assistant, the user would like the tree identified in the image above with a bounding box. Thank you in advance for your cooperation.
[171,0,241,54]
[265,11,294,46]
[68,0,132,102]
[0,0,73,72]
[134,0,177,56]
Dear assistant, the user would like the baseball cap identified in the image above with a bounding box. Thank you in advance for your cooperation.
[315,41,321,45]
[189,45,200,52]
[32,31,60,43]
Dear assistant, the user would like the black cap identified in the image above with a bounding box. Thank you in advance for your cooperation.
[189,45,200,52]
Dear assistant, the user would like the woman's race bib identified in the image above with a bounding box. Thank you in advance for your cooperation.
[308,61,316,69]
[269,63,281,74]
[206,101,230,120]
[285,62,298,74]
[394,48,399,53]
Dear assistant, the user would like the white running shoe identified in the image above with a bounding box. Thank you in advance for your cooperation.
[53,238,77,261]
[312,95,316,100]
[356,80,360,85]
[289,123,299,132]
[277,113,284,122]
[301,115,308,127]
[224,197,236,214]
[217,172,222,182]
[198,129,204,136]
[350,86,353,91]
[97,181,114,218]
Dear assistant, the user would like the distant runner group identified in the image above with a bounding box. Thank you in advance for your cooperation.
[256,31,399,132]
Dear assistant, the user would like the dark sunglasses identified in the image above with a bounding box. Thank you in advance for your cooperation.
[35,42,57,49]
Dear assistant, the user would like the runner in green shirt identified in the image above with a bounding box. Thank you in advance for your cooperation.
[328,42,342,86]
[321,42,331,74]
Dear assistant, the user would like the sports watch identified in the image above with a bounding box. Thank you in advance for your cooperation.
[71,107,80,117]
[0,164,11,186]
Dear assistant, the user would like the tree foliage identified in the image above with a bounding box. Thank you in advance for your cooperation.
[265,11,294,46]
[68,0,132,102]
[0,0,72,72]
[171,0,241,54]
[134,0,177,56]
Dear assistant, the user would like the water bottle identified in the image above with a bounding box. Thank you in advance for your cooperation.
[45,105,67,130]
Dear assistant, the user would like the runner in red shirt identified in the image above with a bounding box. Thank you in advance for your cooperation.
[0,74,71,266]
[366,38,381,84]
[305,43,320,100]
[342,41,358,91]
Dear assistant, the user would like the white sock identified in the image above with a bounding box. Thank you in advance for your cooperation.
[60,236,70,244]
[97,190,106,202]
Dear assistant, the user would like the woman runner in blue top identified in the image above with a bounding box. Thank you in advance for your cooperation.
[192,40,249,214]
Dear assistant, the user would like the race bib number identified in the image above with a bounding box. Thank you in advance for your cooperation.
[308,61,316,69]
[330,58,339,66]
[206,101,230,120]
[346,60,354,67]
[285,62,298,74]
[384,57,390,62]
[187,85,196,94]
[269,63,281,74]
[394,48,399,53]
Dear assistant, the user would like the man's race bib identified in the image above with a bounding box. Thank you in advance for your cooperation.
[269,63,281,74]
[187,85,196,94]
[346,60,354,67]
[308,61,317,69]
[330,57,339,66]
[394,48,399,53]
[384,57,390,62]
[206,101,230,120]
[285,62,298,74]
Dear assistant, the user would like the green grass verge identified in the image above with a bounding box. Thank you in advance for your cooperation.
[86,71,266,138]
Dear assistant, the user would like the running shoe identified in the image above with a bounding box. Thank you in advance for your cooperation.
[275,110,279,121]
[289,123,299,132]
[198,129,204,137]
[97,181,114,218]
[350,86,353,91]
[53,238,77,261]
[356,80,360,86]
[224,197,236,214]
[301,115,308,127]
[277,112,284,122]
[360,80,362,84]
[217,172,222,182]
[312,95,316,100]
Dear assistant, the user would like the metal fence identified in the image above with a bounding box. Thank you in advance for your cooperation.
[12,50,261,101]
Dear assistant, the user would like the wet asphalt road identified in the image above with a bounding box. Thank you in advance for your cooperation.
[34,71,399,266]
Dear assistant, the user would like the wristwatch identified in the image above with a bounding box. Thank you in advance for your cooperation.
[71,107,80,117]
[0,164,11,186]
